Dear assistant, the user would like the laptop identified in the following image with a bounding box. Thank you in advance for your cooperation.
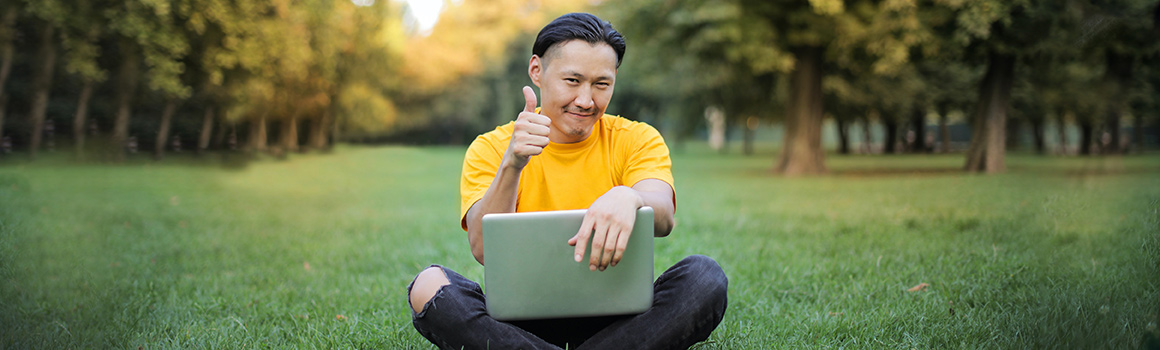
[482,207,655,321]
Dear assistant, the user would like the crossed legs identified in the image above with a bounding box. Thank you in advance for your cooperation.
[406,255,728,349]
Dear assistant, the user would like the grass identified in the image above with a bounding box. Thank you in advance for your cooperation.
[1,145,1159,349]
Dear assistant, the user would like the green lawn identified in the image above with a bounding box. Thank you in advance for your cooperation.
[2,146,1159,349]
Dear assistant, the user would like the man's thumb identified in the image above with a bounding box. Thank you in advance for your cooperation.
[522,86,537,113]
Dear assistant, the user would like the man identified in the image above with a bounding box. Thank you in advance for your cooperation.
[406,13,727,349]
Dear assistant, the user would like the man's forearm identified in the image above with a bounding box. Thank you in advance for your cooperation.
[466,156,524,265]
[630,179,676,237]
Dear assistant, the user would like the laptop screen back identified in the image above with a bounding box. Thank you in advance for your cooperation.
[482,207,655,321]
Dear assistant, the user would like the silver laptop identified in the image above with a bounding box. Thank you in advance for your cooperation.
[482,207,655,321]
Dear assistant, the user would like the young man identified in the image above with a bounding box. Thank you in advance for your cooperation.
[406,13,728,349]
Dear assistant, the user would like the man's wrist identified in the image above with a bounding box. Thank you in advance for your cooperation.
[500,152,528,171]
[616,185,645,208]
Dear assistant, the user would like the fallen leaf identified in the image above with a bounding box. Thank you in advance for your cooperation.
[828,312,844,317]
[907,283,930,292]
[335,314,347,321]
[304,262,311,271]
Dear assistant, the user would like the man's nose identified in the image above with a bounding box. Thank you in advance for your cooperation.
[573,86,595,110]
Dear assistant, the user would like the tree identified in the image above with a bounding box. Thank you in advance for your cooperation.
[610,0,946,175]
[0,5,18,143]
[59,0,109,159]
[22,0,65,158]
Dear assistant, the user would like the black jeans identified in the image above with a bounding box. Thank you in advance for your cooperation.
[408,255,728,349]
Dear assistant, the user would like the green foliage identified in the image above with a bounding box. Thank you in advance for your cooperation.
[1,146,1159,347]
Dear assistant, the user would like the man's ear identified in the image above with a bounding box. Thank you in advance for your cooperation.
[528,55,542,88]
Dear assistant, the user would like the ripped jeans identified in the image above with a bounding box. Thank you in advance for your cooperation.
[407,255,728,349]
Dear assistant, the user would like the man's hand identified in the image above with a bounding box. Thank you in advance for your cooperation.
[568,186,644,271]
[505,86,551,170]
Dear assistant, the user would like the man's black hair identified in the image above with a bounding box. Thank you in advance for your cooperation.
[532,13,626,68]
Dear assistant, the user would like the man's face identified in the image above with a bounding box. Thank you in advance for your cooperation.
[529,39,618,144]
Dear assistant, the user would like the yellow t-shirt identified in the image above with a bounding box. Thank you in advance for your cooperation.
[460,114,675,230]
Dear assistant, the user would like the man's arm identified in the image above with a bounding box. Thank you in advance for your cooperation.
[568,178,675,271]
[466,86,549,265]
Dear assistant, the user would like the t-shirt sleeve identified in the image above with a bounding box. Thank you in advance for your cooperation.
[460,133,504,231]
[621,123,676,206]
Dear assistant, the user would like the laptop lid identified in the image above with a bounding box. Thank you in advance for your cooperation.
[482,207,655,321]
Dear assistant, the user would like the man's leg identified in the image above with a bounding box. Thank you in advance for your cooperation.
[407,265,560,349]
[578,255,728,349]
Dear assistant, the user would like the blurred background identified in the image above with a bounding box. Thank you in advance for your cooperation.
[0,0,1156,173]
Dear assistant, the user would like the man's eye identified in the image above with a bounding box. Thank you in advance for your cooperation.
[565,78,579,84]
[595,82,610,88]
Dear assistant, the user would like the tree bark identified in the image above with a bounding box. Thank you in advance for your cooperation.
[249,115,267,153]
[964,52,1015,173]
[776,46,826,175]
[309,111,331,150]
[28,21,57,159]
[73,81,94,158]
[113,40,140,162]
[938,103,951,153]
[836,116,850,155]
[883,118,899,154]
[197,107,214,155]
[282,115,299,152]
[154,100,177,160]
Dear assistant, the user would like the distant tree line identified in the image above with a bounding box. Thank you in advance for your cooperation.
[0,0,400,161]
[2,0,1157,176]
[597,0,1160,174]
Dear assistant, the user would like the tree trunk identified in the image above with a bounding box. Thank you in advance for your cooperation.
[1056,108,1069,155]
[249,115,267,152]
[282,115,299,152]
[1030,116,1046,155]
[1079,118,1094,155]
[836,116,850,155]
[964,52,1015,173]
[197,107,214,155]
[776,46,826,175]
[113,40,140,162]
[938,103,951,153]
[1103,50,1132,155]
[1105,110,1121,154]
[861,115,873,154]
[909,107,926,153]
[212,116,228,150]
[28,22,57,159]
[0,8,16,142]
[154,100,177,160]
[73,81,94,158]
[883,118,899,154]
[309,111,331,150]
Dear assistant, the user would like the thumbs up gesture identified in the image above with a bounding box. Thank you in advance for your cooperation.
[506,86,552,170]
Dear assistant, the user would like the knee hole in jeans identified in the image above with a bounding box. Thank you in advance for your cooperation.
[409,266,451,314]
